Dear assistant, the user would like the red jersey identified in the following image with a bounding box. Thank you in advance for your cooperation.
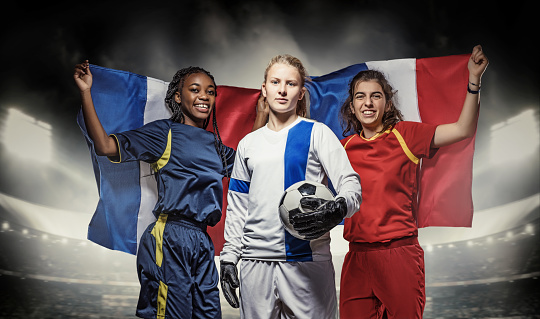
[341,121,437,243]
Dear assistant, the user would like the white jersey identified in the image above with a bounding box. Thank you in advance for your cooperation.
[220,117,361,264]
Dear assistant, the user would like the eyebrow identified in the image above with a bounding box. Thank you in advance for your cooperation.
[187,82,215,89]
[269,77,299,83]
[354,91,382,96]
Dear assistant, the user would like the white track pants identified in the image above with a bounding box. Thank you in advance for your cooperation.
[239,259,337,319]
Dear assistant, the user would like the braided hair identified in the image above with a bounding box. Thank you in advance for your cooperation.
[165,67,230,177]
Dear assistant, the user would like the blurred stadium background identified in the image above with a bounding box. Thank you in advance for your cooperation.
[0,105,538,318]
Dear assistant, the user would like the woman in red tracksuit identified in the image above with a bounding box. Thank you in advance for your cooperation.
[338,45,488,318]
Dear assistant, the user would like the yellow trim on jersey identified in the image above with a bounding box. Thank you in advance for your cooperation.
[391,128,419,164]
[343,135,357,150]
[151,214,168,267]
[151,129,172,172]
[157,280,168,318]
[359,129,390,141]
[107,134,122,163]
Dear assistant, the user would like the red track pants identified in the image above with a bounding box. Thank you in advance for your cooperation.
[339,236,425,319]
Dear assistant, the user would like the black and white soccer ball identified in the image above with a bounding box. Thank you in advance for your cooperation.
[278,180,335,240]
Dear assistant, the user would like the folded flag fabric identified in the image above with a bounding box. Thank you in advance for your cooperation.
[307,54,474,228]
[79,54,475,255]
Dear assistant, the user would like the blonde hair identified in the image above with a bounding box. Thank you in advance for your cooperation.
[263,54,309,117]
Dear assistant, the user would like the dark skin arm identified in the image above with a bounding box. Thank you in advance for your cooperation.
[73,60,119,157]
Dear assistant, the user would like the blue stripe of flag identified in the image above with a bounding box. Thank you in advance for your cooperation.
[77,65,148,254]
[306,63,369,140]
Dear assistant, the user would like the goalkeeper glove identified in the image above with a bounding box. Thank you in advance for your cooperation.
[220,262,240,308]
[289,197,347,240]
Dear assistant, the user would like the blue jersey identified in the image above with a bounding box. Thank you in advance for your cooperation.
[111,119,235,226]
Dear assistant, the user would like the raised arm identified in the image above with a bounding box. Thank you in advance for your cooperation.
[432,45,489,148]
[74,61,119,157]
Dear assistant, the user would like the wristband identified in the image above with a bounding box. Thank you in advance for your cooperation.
[467,84,480,94]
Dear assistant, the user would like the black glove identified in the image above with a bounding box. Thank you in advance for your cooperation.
[220,262,240,308]
[289,197,347,240]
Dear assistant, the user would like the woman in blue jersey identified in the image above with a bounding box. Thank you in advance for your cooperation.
[74,61,264,319]
[219,54,362,319]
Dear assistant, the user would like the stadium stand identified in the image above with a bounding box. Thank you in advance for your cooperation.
[0,202,538,318]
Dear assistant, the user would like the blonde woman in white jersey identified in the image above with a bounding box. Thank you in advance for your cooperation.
[219,54,362,319]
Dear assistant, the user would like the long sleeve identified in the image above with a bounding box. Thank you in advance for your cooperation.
[314,123,362,218]
[220,139,250,264]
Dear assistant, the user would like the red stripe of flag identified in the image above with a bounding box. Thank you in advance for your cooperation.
[416,54,475,227]
[207,85,260,254]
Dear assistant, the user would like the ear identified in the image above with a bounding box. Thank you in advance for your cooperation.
[385,100,392,112]
[174,91,182,104]
[298,87,306,101]
[349,101,354,113]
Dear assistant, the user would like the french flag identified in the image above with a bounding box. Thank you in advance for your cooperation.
[78,54,474,255]
[307,54,474,228]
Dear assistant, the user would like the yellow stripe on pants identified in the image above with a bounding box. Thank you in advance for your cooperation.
[151,214,169,318]
[151,214,168,267]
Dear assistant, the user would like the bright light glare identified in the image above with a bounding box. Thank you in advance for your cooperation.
[1,108,53,163]
[489,109,539,165]
[524,223,534,235]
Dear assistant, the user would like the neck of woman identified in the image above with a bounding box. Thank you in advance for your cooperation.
[361,124,385,139]
[267,110,298,132]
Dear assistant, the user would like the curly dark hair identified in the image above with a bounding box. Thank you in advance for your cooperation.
[340,69,403,137]
[165,67,230,177]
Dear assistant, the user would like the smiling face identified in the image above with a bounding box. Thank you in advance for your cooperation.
[350,80,390,138]
[262,63,306,119]
[174,73,216,128]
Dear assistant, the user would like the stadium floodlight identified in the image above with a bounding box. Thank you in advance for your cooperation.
[489,109,539,166]
[1,108,53,164]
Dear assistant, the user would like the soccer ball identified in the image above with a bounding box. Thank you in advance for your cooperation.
[278,180,335,240]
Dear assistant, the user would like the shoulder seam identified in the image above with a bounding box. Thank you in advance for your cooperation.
[391,128,419,164]
[151,129,172,171]
[343,135,357,150]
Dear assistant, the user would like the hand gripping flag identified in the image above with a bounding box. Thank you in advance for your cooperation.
[79,54,475,255]
[307,54,474,228]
